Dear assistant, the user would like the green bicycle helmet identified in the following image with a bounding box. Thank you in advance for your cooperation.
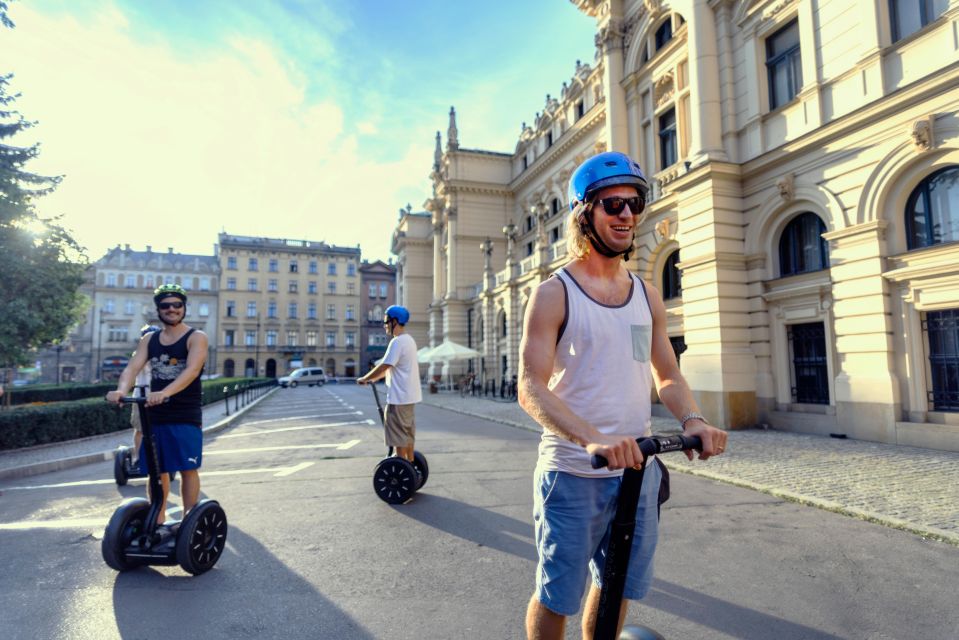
[153,283,187,305]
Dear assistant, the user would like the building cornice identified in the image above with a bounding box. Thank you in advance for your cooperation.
[510,106,606,192]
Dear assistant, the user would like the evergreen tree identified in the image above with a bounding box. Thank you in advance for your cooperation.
[1,3,87,389]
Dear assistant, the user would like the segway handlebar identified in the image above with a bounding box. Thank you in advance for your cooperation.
[117,396,169,405]
[590,434,702,469]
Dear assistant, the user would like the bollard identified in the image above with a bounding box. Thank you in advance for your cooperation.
[234,384,240,412]
[223,386,230,416]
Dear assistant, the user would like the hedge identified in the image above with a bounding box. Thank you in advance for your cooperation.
[6,382,118,406]
[0,377,274,451]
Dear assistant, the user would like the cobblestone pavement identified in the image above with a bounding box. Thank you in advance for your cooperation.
[422,392,959,546]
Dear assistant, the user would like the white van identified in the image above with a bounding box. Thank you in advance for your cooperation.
[278,367,328,388]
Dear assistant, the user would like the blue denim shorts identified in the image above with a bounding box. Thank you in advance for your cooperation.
[532,461,662,616]
[139,423,203,474]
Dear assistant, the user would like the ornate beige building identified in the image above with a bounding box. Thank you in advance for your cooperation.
[393,0,959,451]
[216,234,362,379]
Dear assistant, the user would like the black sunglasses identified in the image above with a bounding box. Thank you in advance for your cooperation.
[594,196,645,216]
[158,301,184,310]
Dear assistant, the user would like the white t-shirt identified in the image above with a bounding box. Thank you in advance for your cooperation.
[381,333,422,405]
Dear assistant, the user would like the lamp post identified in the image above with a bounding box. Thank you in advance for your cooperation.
[55,344,62,385]
[95,308,111,382]
[254,314,261,378]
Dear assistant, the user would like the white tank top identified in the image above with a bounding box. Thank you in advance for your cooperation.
[537,267,654,477]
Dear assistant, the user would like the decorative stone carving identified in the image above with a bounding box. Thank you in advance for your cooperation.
[654,71,674,108]
[911,116,935,151]
[776,174,794,202]
[655,218,671,241]
[595,18,625,54]
[593,140,607,155]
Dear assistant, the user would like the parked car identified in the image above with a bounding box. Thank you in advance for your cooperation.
[278,367,328,388]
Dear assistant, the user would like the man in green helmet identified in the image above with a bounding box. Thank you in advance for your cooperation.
[106,283,208,525]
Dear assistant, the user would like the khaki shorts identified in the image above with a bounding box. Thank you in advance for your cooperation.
[130,405,142,433]
[384,403,416,448]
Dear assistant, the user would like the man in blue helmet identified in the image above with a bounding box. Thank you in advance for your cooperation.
[357,305,422,464]
[518,151,728,639]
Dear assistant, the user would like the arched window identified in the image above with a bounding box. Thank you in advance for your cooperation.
[906,166,959,250]
[779,212,829,277]
[661,250,682,300]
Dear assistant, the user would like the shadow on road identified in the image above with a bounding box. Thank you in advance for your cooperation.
[640,578,844,640]
[394,493,536,561]
[110,525,376,639]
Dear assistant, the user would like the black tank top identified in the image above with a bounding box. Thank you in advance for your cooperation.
[147,328,203,426]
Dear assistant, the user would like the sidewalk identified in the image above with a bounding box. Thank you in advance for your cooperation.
[0,387,278,481]
[421,392,959,547]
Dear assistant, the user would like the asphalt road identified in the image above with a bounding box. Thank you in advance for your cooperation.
[0,385,956,640]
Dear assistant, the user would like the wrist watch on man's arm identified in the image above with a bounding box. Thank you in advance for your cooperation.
[679,412,708,431]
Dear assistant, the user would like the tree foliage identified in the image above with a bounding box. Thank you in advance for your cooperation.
[1,13,88,371]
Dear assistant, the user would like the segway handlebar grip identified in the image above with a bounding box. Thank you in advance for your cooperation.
[590,434,703,469]
[119,396,169,405]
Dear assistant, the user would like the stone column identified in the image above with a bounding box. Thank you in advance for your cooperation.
[674,162,755,429]
[686,0,727,166]
[596,2,628,152]
[446,208,458,300]
[823,221,901,442]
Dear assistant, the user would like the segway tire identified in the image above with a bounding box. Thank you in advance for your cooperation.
[373,457,418,504]
[102,498,150,571]
[113,448,129,486]
[412,450,429,490]
[176,499,228,575]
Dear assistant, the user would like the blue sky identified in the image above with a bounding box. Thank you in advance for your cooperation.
[5,0,596,262]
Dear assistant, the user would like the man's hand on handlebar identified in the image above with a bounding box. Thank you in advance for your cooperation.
[145,391,169,407]
[105,390,125,405]
[681,420,728,461]
[585,434,645,471]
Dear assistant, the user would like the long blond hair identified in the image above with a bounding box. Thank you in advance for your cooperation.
[565,202,591,260]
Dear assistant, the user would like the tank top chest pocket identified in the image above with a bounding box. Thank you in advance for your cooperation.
[631,324,652,362]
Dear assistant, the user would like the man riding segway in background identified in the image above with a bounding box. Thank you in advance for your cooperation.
[357,305,422,464]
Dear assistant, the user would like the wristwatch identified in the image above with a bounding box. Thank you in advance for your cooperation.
[679,412,708,431]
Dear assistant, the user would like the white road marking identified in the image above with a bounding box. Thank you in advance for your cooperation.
[0,506,183,532]
[239,412,353,426]
[206,440,362,456]
[217,419,374,439]
[2,456,350,491]
[273,462,314,477]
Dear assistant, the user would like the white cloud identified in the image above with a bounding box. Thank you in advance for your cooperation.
[5,2,427,262]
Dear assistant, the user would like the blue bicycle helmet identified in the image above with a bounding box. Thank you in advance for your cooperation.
[567,151,649,211]
[139,324,161,337]
[384,305,410,326]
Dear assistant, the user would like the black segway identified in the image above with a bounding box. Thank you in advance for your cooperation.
[102,396,227,575]
[113,387,176,486]
[590,434,702,640]
[369,383,429,504]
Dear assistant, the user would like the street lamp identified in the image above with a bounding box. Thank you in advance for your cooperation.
[95,308,111,382]
[254,314,261,378]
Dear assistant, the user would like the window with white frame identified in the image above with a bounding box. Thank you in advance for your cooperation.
[890,0,948,42]
[265,330,277,346]
[326,331,336,347]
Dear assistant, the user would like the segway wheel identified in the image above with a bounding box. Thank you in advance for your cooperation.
[176,499,228,575]
[373,457,418,504]
[102,498,150,571]
[113,448,129,486]
[412,450,429,490]
[620,625,666,640]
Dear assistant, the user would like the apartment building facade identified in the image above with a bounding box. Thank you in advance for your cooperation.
[41,245,220,383]
[216,234,362,379]
[392,0,959,451]
[358,259,397,373]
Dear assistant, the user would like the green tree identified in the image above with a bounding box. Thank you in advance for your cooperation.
[1,3,87,392]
